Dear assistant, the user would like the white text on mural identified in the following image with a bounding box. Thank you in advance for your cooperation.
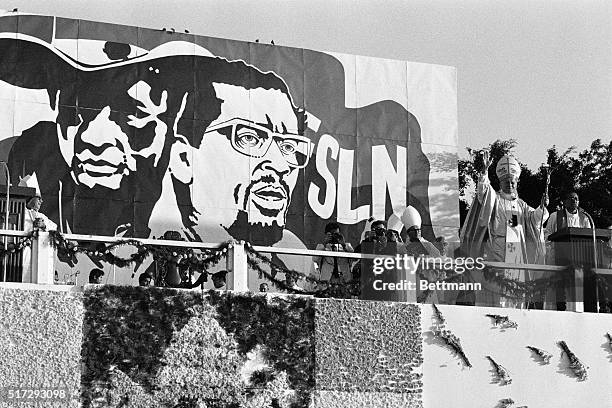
[307,134,406,224]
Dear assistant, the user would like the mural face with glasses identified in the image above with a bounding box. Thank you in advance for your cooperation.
[182,83,311,241]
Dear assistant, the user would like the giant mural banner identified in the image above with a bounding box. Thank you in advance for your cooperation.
[0,14,459,278]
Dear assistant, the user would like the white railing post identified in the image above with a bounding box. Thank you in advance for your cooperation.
[31,230,54,284]
[567,266,584,313]
[226,241,248,291]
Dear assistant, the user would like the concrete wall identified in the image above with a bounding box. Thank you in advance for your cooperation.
[1,285,611,407]
[422,304,612,408]
[0,284,83,407]
[315,299,422,407]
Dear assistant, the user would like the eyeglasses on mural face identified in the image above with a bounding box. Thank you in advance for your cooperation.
[204,118,313,168]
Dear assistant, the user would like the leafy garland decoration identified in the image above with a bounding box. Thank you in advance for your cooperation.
[245,254,315,295]
[244,243,358,297]
[418,265,566,302]
[430,304,472,368]
[45,230,596,304]
[557,340,588,381]
[481,266,567,301]
[243,245,574,301]
[48,230,230,285]
[526,345,552,365]
[0,232,33,257]
[486,355,512,385]
[486,314,518,330]
[606,332,612,353]
[47,231,349,294]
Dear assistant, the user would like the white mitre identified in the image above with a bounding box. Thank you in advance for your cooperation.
[400,206,422,230]
[18,173,42,197]
[496,155,521,180]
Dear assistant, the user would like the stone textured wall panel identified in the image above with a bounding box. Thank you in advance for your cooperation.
[0,287,83,407]
[314,298,422,396]
[311,390,423,408]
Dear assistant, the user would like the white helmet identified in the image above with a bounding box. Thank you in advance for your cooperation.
[401,206,422,230]
[18,173,42,197]
[387,213,403,234]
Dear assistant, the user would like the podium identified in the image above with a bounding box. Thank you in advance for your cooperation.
[548,227,611,312]
[548,227,610,266]
[0,184,37,282]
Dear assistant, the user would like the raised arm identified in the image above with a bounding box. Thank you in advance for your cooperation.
[476,150,493,203]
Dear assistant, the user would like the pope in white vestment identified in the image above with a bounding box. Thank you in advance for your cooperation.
[460,153,548,307]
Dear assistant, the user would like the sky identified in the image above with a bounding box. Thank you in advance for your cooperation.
[0,0,610,169]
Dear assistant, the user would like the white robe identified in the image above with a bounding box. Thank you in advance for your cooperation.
[21,209,57,283]
[476,174,548,263]
[462,174,548,307]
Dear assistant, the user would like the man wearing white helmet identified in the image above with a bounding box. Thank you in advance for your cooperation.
[401,206,441,257]
[401,206,444,303]
[460,151,548,307]
[20,174,57,234]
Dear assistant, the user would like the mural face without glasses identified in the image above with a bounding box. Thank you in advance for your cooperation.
[0,15,459,261]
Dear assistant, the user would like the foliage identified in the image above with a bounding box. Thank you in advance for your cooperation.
[573,139,612,225]
[245,245,357,298]
[0,233,32,256]
[81,286,202,407]
[535,139,612,226]
[459,138,612,227]
[207,291,315,408]
[50,232,354,297]
[81,288,315,408]
[49,230,229,286]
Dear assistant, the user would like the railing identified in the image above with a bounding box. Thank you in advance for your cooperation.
[1,228,611,312]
